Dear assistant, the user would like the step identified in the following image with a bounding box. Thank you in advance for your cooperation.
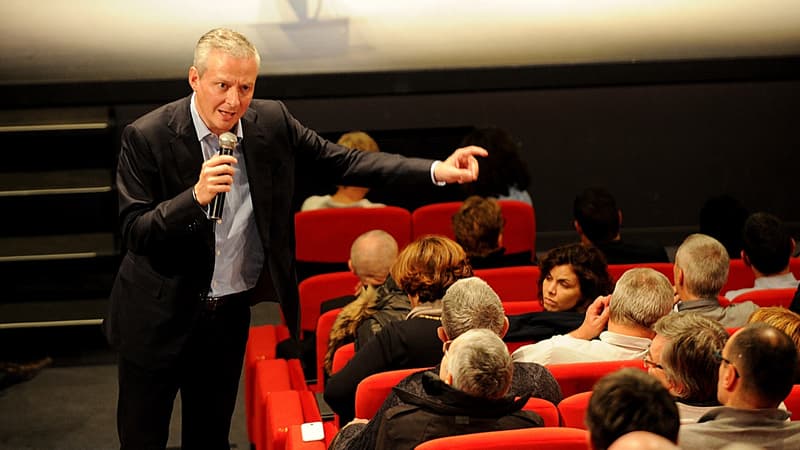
[0,232,117,261]
[0,298,108,329]
[0,169,112,197]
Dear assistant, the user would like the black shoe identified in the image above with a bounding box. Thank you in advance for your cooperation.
[0,356,53,390]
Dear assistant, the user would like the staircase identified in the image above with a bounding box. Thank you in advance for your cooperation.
[0,107,121,329]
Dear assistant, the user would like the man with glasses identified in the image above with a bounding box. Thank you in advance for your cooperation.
[679,323,800,449]
[645,313,728,423]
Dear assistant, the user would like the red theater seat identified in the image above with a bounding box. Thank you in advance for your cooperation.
[546,359,646,399]
[558,391,592,429]
[414,427,590,450]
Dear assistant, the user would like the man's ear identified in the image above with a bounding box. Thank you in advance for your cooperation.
[347,259,355,274]
[437,326,448,343]
[500,316,510,339]
[741,251,751,268]
[791,238,797,257]
[617,209,623,227]
[188,66,200,90]
[720,362,738,392]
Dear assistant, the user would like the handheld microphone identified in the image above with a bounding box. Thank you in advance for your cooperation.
[208,132,238,222]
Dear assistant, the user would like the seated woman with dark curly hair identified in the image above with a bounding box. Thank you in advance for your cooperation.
[505,243,614,342]
[324,235,473,424]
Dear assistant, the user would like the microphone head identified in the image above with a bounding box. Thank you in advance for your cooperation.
[219,132,238,150]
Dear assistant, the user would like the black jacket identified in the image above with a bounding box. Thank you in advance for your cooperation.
[375,372,543,450]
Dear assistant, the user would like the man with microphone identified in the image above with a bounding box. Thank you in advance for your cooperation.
[104,27,486,450]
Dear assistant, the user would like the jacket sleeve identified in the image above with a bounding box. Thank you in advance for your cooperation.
[117,124,207,254]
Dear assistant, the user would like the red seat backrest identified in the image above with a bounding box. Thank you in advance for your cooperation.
[474,266,540,303]
[298,271,359,333]
[784,384,800,421]
[729,288,797,308]
[722,259,756,294]
[294,206,412,263]
[497,200,536,256]
[411,200,536,256]
[414,427,590,450]
[546,360,646,399]
[354,367,430,420]
[557,391,592,429]
[313,307,343,392]
[523,397,560,427]
[331,342,356,374]
[411,201,461,241]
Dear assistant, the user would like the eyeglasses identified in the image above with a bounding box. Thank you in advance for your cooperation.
[642,351,664,371]
[713,350,739,379]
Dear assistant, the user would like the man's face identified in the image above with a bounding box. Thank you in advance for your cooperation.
[189,49,258,136]
[646,334,672,393]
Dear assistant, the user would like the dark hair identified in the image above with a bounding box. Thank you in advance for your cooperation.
[451,196,504,258]
[586,369,680,450]
[573,187,620,244]
[459,127,530,198]
[742,212,793,275]
[699,194,749,259]
[537,243,614,310]
[730,323,798,405]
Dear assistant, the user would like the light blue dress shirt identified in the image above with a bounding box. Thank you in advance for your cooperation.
[190,94,264,297]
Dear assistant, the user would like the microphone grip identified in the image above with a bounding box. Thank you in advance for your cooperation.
[208,146,234,221]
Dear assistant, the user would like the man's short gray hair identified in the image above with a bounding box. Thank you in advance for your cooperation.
[194,28,261,75]
[674,233,729,298]
[610,268,674,329]
[441,277,505,339]
[446,328,512,399]
[653,312,728,403]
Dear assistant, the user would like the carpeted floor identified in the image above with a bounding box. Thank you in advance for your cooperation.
[0,302,282,450]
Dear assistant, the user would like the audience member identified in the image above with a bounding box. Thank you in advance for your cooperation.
[330,277,561,449]
[679,323,800,449]
[573,187,669,264]
[324,230,410,375]
[451,195,532,268]
[725,212,798,300]
[300,131,386,211]
[648,312,728,423]
[458,126,532,204]
[699,194,750,259]
[608,431,681,450]
[673,234,759,327]
[586,368,680,450]
[747,307,800,382]
[324,236,472,423]
[512,268,674,365]
[372,329,542,450]
[505,243,614,342]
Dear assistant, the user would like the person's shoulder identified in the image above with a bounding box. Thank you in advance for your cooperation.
[301,195,330,211]
[131,96,190,130]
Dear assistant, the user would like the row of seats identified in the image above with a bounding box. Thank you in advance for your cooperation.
[246,322,800,450]
[294,200,536,265]
[300,259,800,389]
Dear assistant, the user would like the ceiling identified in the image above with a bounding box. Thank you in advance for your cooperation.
[1,0,799,85]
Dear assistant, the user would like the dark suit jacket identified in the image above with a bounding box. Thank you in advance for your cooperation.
[104,96,433,367]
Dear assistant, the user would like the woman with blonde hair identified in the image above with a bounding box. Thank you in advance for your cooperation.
[324,235,473,423]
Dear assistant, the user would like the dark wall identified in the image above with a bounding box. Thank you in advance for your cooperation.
[282,79,799,249]
[7,58,799,252]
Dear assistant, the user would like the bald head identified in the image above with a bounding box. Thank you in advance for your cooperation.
[726,323,798,406]
[608,431,680,450]
[349,230,398,286]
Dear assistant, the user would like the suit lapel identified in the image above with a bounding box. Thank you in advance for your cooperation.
[242,110,273,247]
[167,96,204,189]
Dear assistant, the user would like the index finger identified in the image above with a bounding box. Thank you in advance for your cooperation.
[456,145,489,158]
